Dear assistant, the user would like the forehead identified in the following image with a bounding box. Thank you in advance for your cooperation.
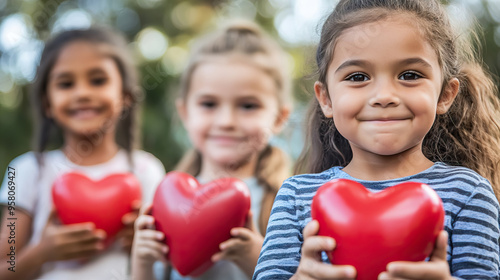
[51,41,118,75]
[330,16,439,69]
[188,59,277,96]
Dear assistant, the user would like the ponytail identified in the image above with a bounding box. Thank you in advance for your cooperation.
[424,63,500,200]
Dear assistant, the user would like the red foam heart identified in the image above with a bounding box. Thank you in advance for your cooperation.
[311,179,444,280]
[52,172,142,239]
[152,171,251,276]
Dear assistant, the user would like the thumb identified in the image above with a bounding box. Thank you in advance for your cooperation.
[244,210,256,231]
[303,220,320,239]
[43,207,60,232]
[430,230,448,262]
[47,207,59,225]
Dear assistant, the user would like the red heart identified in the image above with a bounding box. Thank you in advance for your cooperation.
[152,171,251,276]
[311,179,444,280]
[52,172,142,239]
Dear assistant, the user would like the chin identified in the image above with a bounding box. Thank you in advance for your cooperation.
[215,157,251,171]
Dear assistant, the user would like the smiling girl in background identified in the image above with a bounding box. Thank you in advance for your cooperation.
[131,21,293,280]
[0,27,165,280]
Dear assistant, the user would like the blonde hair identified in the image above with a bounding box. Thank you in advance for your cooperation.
[296,0,500,201]
[176,21,292,234]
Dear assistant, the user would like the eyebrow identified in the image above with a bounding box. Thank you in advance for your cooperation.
[335,60,369,74]
[398,57,433,69]
[88,68,107,76]
[334,57,433,74]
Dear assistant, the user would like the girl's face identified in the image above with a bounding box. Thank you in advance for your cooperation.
[46,41,125,137]
[316,17,458,158]
[178,59,289,169]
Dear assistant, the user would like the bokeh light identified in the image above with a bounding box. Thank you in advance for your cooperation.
[136,27,169,61]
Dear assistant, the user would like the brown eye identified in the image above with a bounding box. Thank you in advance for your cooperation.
[91,77,108,86]
[200,101,216,108]
[240,103,259,110]
[57,81,73,89]
[346,72,369,82]
[399,71,423,80]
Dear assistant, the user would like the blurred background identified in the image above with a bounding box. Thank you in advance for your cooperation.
[0,0,499,175]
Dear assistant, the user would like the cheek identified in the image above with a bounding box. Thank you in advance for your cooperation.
[243,119,274,148]
[185,116,209,138]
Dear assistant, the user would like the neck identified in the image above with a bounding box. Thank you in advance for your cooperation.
[198,155,258,182]
[342,145,433,181]
[62,129,120,166]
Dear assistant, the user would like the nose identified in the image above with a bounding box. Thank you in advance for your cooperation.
[73,80,93,100]
[214,105,236,129]
[368,79,400,108]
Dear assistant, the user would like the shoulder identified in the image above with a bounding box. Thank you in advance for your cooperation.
[276,168,337,202]
[429,163,498,211]
[131,150,165,172]
[6,151,39,170]
[430,163,494,195]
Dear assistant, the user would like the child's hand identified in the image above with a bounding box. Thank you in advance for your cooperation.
[117,200,142,253]
[378,231,455,280]
[211,211,263,277]
[39,208,106,261]
[292,220,356,280]
[131,204,168,266]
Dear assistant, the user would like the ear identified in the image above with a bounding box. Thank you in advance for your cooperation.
[437,78,459,115]
[271,105,291,134]
[176,98,187,125]
[314,81,333,118]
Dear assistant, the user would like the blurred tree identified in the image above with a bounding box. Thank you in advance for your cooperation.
[0,0,498,181]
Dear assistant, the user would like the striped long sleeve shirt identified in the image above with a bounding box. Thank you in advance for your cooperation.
[253,162,500,280]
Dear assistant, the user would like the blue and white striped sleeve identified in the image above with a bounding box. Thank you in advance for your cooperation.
[253,179,303,280]
[450,179,500,280]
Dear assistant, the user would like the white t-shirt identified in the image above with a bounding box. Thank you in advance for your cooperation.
[0,149,166,280]
[154,177,265,280]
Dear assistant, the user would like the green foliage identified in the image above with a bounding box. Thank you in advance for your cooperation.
[0,0,499,179]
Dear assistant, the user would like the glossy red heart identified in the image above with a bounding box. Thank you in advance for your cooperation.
[152,171,251,276]
[311,179,444,280]
[52,172,142,239]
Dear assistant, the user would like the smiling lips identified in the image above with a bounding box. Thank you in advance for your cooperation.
[66,107,104,119]
[209,135,246,145]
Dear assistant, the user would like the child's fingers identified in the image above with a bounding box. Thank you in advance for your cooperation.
[302,236,336,259]
[135,214,155,231]
[377,272,406,280]
[230,227,254,241]
[430,231,448,262]
[303,219,320,239]
[64,242,104,260]
[219,237,243,252]
[57,222,95,235]
[137,229,165,242]
[384,261,447,279]
[299,258,356,280]
[139,203,153,215]
[132,200,142,211]
[47,207,60,224]
[122,211,139,225]
[135,239,169,262]
[66,228,107,244]
[211,251,224,262]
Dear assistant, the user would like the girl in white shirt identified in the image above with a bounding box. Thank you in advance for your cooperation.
[0,26,165,280]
